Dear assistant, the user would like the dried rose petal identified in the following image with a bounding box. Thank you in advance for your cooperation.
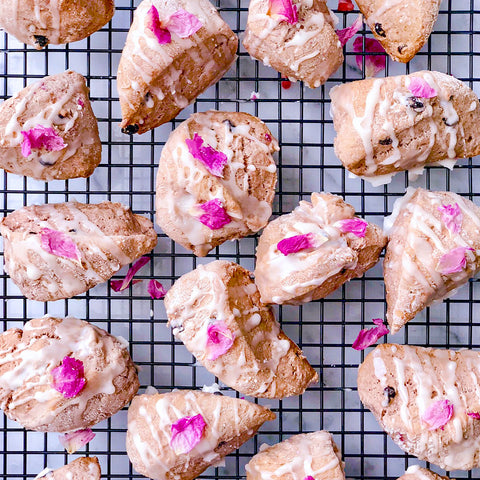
[167,9,203,38]
[147,5,171,44]
[353,36,386,77]
[336,15,363,47]
[335,217,368,237]
[21,125,66,158]
[338,0,354,11]
[304,477,315,480]
[277,234,314,255]
[437,247,474,275]
[59,429,95,454]
[352,318,389,350]
[250,91,260,101]
[170,414,206,454]
[196,199,231,230]
[206,321,235,361]
[268,0,298,24]
[409,77,437,99]
[281,79,292,89]
[185,133,228,177]
[40,228,81,262]
[51,356,86,399]
[468,412,480,419]
[77,98,84,108]
[148,279,167,299]
[422,399,454,430]
[111,256,150,292]
[438,203,462,234]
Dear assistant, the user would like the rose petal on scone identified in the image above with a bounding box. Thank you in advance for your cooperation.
[40,457,101,479]
[0,201,157,301]
[117,0,238,134]
[398,466,451,480]
[384,187,480,333]
[243,0,343,88]
[255,192,387,304]
[245,431,345,480]
[330,71,480,185]
[156,110,278,256]
[0,71,101,181]
[0,0,114,49]
[126,390,275,480]
[0,316,139,433]
[164,260,318,399]
[358,343,480,471]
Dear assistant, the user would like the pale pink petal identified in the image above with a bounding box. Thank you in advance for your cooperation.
[409,77,437,99]
[338,0,354,11]
[111,256,150,292]
[147,5,171,44]
[40,228,81,261]
[468,412,480,419]
[250,91,260,101]
[185,133,228,177]
[51,356,86,399]
[437,247,474,275]
[277,234,314,255]
[197,199,231,230]
[336,15,363,47]
[167,9,203,38]
[353,37,386,77]
[335,217,368,237]
[21,125,66,158]
[170,414,206,454]
[148,279,167,299]
[422,399,454,430]
[269,0,298,24]
[352,318,389,350]
[438,203,462,234]
[206,321,235,361]
[59,429,95,454]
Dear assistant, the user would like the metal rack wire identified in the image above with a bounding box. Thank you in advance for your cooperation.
[0,0,479,478]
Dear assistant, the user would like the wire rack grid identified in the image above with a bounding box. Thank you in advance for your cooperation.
[0,0,479,479]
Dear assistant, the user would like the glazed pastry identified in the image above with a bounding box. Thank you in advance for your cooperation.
[384,187,480,333]
[330,71,480,185]
[164,260,318,398]
[117,0,238,134]
[358,343,480,470]
[0,201,157,301]
[0,0,114,49]
[398,466,451,480]
[156,111,278,256]
[126,390,275,480]
[0,70,101,181]
[0,316,139,433]
[255,193,387,305]
[245,431,345,480]
[356,0,441,62]
[243,0,343,88]
[37,457,101,479]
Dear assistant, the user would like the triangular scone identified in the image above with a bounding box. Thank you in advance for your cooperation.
[0,71,101,181]
[0,0,114,49]
[245,431,345,480]
[398,466,450,480]
[358,344,480,471]
[330,71,480,185]
[156,111,278,256]
[117,0,238,134]
[255,193,387,305]
[126,390,275,480]
[164,260,318,398]
[0,317,139,433]
[41,457,101,479]
[243,0,343,88]
[0,201,157,301]
[384,187,480,333]
[356,0,441,63]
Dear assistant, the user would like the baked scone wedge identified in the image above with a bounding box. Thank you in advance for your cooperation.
[245,431,345,480]
[384,187,480,333]
[156,111,278,256]
[243,0,343,88]
[126,390,275,480]
[398,466,450,480]
[358,344,480,471]
[255,192,387,305]
[356,0,441,63]
[330,71,480,185]
[0,316,139,433]
[0,201,157,301]
[164,260,318,398]
[0,70,101,181]
[38,457,101,479]
[0,0,114,49]
[117,0,238,134]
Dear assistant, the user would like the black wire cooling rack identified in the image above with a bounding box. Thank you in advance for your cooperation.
[0,0,479,478]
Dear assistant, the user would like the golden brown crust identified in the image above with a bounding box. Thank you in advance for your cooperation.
[397,466,451,480]
[48,457,101,480]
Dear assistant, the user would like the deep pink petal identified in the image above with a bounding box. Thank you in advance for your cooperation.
[59,429,95,454]
[336,15,363,47]
[167,9,203,38]
[170,414,206,454]
[148,279,167,299]
[352,318,389,350]
[409,77,437,99]
[304,477,315,480]
[206,321,235,361]
[468,412,480,419]
[196,199,231,230]
[40,228,81,261]
[422,400,454,430]
[338,0,354,11]
[21,125,66,158]
[335,218,368,237]
[185,133,228,177]
[437,247,474,275]
[269,0,298,24]
[51,356,86,399]
[438,203,462,234]
[353,37,386,77]
[277,234,314,255]
[147,5,172,44]
[110,256,150,292]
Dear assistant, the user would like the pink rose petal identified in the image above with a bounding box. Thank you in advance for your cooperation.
[59,429,95,454]
[206,321,235,361]
[51,356,86,399]
[21,125,66,158]
[437,247,474,275]
[250,91,260,101]
[40,228,81,262]
[277,234,314,255]
[438,203,462,234]
[336,15,363,47]
[304,477,315,480]
[170,414,206,454]
[269,0,298,24]
[196,199,231,230]
[338,0,354,11]
[167,9,203,38]
[468,412,480,419]
[335,217,368,237]
[148,279,167,299]
[111,256,150,292]
[352,318,389,350]
[422,399,454,430]
[147,5,172,44]
[185,133,228,177]
[77,98,84,108]
[409,77,437,99]
[353,37,386,77]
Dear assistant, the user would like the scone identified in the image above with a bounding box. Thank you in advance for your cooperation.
[117,0,238,134]
[39,457,101,479]
[164,260,318,398]
[398,466,450,480]
[0,201,157,301]
[255,193,387,304]
[0,70,101,181]
[0,316,139,433]
[330,71,480,185]
[243,0,343,88]
[245,431,345,480]
[126,390,275,480]
[356,0,441,62]
[156,111,278,256]
[384,187,480,333]
[0,0,114,49]
[358,343,480,471]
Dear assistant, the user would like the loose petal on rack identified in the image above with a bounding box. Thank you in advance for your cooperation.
[21,125,66,157]
[146,5,171,44]
[335,217,368,237]
[408,77,437,99]
[206,321,235,360]
[51,356,86,399]
[196,199,231,230]
[40,228,81,261]
[111,256,150,292]
[422,399,454,430]
[185,133,228,177]
[353,37,386,77]
[277,234,314,255]
[170,414,206,454]
[437,247,474,275]
[338,0,354,11]
[438,203,462,234]
[268,0,298,24]
[250,91,260,101]
[59,429,95,454]
[167,9,203,38]
[352,318,389,350]
[148,279,167,299]
[336,15,363,47]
